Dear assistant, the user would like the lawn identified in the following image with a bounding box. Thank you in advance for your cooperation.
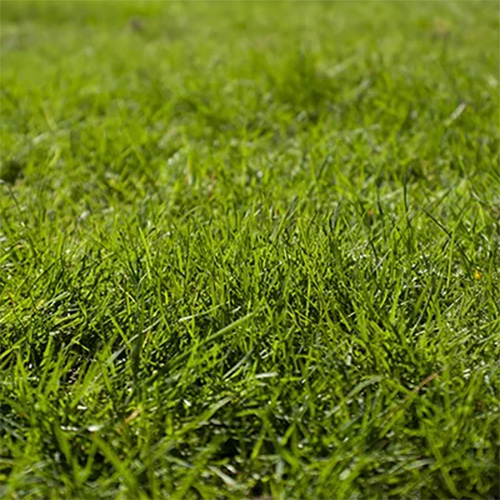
[1,1,499,498]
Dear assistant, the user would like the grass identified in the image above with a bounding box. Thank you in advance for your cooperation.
[1,1,499,498]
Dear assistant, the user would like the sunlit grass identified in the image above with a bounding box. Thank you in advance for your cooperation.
[1,1,499,498]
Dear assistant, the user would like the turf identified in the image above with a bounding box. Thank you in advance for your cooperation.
[1,1,499,498]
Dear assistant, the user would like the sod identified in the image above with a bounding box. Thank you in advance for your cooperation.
[1,1,499,498]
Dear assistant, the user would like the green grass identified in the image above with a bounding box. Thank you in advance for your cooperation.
[1,1,499,498]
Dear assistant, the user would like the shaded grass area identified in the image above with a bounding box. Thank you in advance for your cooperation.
[1,1,499,498]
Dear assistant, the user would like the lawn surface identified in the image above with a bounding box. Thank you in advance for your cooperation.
[1,1,499,498]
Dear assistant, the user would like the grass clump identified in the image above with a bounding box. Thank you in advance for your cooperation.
[1,1,499,498]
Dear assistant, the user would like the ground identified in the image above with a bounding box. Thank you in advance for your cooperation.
[0,1,499,498]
